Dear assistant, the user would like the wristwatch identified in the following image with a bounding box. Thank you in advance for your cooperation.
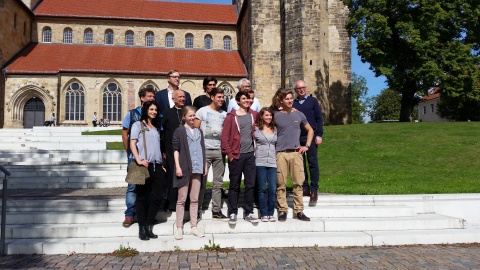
[305,144,310,148]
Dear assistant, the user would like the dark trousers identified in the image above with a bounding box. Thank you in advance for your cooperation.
[227,151,256,216]
[165,145,178,210]
[300,136,320,191]
[135,163,165,226]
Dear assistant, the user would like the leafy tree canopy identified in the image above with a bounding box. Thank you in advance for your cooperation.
[344,0,480,121]
[351,73,369,123]
[367,88,402,122]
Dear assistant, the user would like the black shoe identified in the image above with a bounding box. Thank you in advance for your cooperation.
[212,211,229,220]
[139,225,150,241]
[278,212,287,222]
[294,212,311,221]
[146,225,158,239]
[197,212,202,222]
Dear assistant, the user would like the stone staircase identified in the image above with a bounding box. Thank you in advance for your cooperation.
[0,127,479,255]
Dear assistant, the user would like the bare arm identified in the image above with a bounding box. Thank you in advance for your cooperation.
[298,123,314,155]
[130,138,148,168]
[122,128,129,153]
[173,150,182,177]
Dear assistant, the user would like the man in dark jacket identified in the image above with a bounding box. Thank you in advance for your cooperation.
[293,80,323,203]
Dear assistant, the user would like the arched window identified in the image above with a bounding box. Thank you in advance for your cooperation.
[105,29,114,45]
[65,82,85,121]
[63,28,73,44]
[84,28,93,44]
[145,31,154,47]
[204,34,213,49]
[165,32,174,48]
[42,27,52,43]
[142,83,159,92]
[220,84,235,105]
[185,34,194,49]
[223,36,231,50]
[103,82,122,122]
[125,30,134,46]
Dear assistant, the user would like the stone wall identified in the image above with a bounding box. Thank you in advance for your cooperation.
[0,0,32,67]
[249,0,282,105]
[3,73,238,128]
[1,0,33,128]
[33,18,237,50]
[328,0,351,124]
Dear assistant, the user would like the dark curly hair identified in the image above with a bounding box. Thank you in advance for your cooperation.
[140,101,159,126]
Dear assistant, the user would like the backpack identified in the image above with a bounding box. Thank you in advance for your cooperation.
[127,108,142,156]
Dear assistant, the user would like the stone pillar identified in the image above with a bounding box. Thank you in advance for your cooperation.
[249,0,282,106]
[328,0,351,124]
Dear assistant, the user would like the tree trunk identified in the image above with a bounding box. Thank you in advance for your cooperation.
[399,81,416,122]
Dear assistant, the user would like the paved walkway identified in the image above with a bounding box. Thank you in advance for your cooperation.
[1,244,479,269]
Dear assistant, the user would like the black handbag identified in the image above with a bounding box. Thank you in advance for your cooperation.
[125,122,150,185]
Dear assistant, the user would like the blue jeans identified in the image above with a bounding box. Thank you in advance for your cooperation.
[125,157,136,218]
[256,166,277,217]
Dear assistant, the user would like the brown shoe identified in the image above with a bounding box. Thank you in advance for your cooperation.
[310,190,318,202]
[122,217,134,228]
[303,189,310,197]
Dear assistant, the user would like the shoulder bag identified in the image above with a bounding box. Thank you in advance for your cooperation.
[125,122,150,185]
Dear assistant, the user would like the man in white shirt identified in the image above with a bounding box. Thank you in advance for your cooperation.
[194,88,228,220]
[227,78,260,112]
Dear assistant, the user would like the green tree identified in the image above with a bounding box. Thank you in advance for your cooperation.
[344,0,480,122]
[351,73,369,123]
[367,88,401,122]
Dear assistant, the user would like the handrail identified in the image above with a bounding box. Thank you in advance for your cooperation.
[0,165,10,177]
[0,164,11,256]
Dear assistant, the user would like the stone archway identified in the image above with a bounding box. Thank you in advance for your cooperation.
[23,97,45,128]
[6,83,56,128]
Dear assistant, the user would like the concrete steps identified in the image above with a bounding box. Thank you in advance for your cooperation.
[1,193,473,255]
[4,214,463,239]
[6,228,480,255]
[3,202,417,224]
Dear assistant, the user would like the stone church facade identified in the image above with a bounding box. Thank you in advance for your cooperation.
[1,0,351,128]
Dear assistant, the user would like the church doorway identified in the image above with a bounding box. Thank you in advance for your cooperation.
[23,97,45,128]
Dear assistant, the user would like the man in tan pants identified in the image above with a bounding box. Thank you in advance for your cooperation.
[274,89,314,222]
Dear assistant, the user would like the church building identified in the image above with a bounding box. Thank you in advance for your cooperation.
[0,0,351,128]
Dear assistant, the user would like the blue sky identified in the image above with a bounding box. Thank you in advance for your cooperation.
[168,0,388,98]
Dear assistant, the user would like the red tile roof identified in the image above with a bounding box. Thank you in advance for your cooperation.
[34,0,237,25]
[420,87,441,102]
[4,43,247,77]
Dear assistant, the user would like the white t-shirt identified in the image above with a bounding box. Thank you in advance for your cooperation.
[227,97,261,112]
[195,106,227,149]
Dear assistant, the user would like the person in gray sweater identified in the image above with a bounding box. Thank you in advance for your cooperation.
[254,107,278,222]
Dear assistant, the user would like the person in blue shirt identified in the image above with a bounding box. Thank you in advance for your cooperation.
[121,86,155,228]
[293,80,323,203]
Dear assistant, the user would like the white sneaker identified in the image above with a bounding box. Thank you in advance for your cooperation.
[244,213,259,224]
[261,216,269,222]
[174,227,183,240]
[191,227,205,238]
[268,216,277,222]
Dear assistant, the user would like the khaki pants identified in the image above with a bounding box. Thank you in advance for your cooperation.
[276,152,304,214]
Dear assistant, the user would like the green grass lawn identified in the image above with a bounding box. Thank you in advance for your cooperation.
[320,122,480,194]
[89,122,480,194]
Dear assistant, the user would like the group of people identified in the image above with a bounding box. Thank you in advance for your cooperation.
[122,70,324,241]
